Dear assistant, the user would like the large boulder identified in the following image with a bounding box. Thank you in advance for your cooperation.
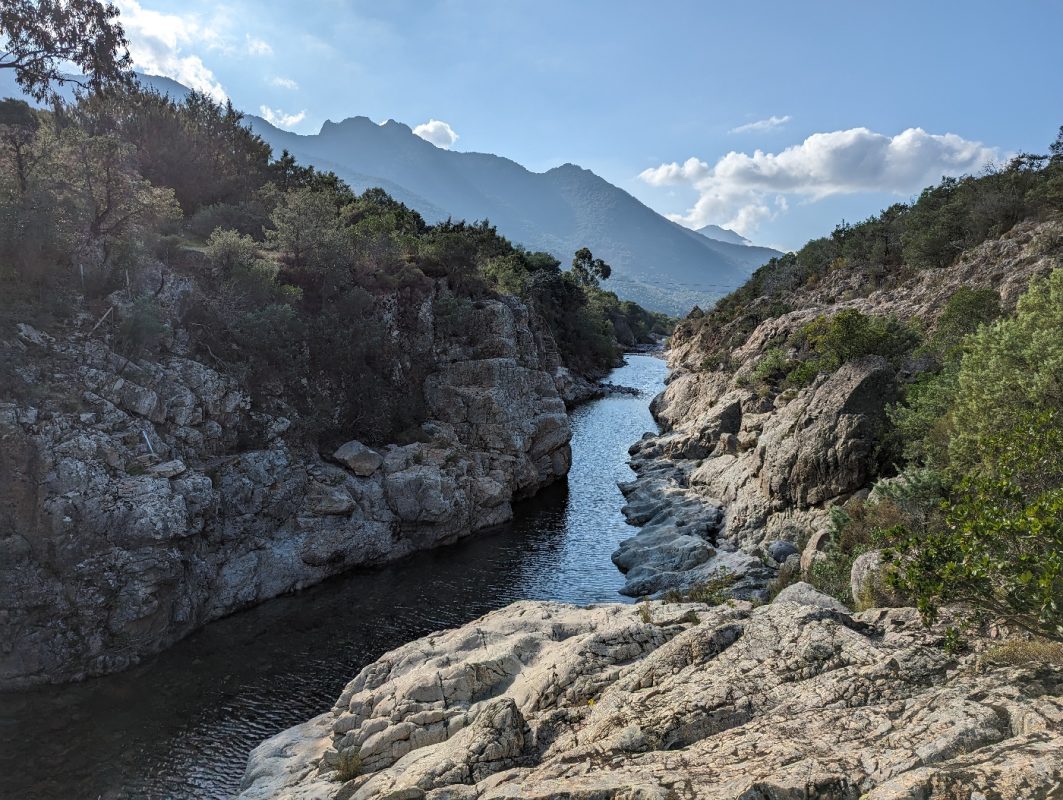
[333,440,383,476]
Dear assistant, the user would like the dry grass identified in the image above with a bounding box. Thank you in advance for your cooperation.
[980,638,1063,668]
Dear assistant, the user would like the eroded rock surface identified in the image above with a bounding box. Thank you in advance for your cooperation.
[0,293,573,688]
[238,598,1063,800]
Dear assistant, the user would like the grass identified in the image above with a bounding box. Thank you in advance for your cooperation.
[662,569,737,606]
[980,639,1063,668]
[334,748,362,782]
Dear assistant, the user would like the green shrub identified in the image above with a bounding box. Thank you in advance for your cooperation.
[887,271,1063,640]
[118,297,168,358]
[752,347,788,384]
[947,270,1063,475]
[800,309,921,370]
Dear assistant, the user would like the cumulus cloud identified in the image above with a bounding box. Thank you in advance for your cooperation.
[116,0,227,100]
[271,76,299,90]
[639,127,999,236]
[731,115,791,134]
[259,105,306,129]
[413,119,459,149]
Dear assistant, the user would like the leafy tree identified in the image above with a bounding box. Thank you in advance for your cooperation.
[74,88,273,213]
[571,246,611,289]
[267,187,346,272]
[947,269,1063,476]
[890,410,1063,639]
[886,271,1063,639]
[62,128,180,271]
[0,98,42,194]
[0,0,132,101]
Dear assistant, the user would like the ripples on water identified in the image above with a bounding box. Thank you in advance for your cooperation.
[0,354,668,800]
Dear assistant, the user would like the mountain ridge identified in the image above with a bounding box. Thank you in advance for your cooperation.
[243,110,782,314]
[0,71,782,313]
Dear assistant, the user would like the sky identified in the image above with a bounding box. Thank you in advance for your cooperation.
[113,0,1062,250]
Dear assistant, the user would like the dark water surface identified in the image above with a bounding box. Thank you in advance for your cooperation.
[0,354,667,800]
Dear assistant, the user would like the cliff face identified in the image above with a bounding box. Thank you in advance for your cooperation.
[613,219,1061,598]
[0,288,575,689]
[237,595,1063,800]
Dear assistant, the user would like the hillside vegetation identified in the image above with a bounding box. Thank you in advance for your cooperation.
[672,130,1063,640]
[0,87,669,444]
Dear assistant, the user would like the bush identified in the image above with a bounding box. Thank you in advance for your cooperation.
[117,297,168,359]
[206,228,258,273]
[751,347,788,384]
[230,303,306,388]
[799,309,921,370]
[887,271,1063,640]
[947,270,1063,475]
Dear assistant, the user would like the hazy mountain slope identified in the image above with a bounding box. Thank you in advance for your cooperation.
[697,223,752,246]
[247,114,780,314]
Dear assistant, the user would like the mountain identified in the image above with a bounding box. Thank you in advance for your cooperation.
[696,224,752,246]
[0,71,781,313]
[244,114,781,314]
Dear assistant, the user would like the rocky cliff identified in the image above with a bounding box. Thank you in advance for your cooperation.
[0,287,577,689]
[237,592,1063,799]
[613,218,1061,598]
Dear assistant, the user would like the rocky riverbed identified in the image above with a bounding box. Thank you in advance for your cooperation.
[237,589,1063,799]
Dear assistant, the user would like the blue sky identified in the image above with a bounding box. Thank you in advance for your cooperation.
[116,0,1062,250]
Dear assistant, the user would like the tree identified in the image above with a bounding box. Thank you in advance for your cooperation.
[947,269,1063,476]
[0,98,41,194]
[267,187,346,272]
[0,0,132,101]
[889,270,1063,640]
[571,246,611,289]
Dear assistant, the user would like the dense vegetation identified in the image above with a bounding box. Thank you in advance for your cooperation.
[0,26,668,445]
[680,130,1063,640]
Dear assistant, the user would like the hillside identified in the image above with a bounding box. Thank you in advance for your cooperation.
[245,113,780,314]
[0,87,672,688]
[235,132,1063,800]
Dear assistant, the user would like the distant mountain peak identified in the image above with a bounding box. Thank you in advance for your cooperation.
[696,224,752,247]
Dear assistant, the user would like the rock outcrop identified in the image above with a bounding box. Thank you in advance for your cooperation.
[0,291,573,689]
[609,219,1061,599]
[238,597,1063,800]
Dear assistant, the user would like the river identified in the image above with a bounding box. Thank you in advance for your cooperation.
[0,353,668,800]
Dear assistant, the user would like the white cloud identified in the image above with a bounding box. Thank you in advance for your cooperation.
[413,119,459,149]
[639,127,999,236]
[639,156,710,186]
[259,105,306,129]
[116,0,227,100]
[731,115,791,134]
[246,35,273,56]
[270,76,299,90]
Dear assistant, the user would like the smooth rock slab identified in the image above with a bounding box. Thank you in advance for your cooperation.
[238,599,1063,800]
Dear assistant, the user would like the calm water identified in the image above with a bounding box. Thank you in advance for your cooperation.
[0,354,667,800]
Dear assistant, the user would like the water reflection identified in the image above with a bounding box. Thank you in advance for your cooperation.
[0,354,667,800]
